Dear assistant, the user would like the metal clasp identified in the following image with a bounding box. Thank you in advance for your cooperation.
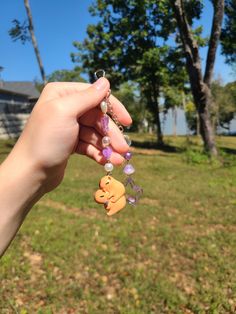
[94,69,106,80]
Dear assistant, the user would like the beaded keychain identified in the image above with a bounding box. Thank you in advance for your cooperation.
[94,69,143,216]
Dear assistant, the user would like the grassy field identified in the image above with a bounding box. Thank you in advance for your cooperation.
[1,135,236,314]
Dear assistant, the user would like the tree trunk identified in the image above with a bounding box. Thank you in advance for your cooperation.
[156,105,163,145]
[196,112,200,136]
[152,83,164,145]
[24,0,47,85]
[171,0,224,157]
[187,61,217,155]
[198,98,217,155]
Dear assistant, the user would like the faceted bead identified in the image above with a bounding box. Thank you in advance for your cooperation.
[102,146,112,159]
[101,115,109,134]
[123,164,135,175]
[124,151,132,160]
[100,101,108,114]
[104,162,113,172]
[124,134,132,146]
[133,185,142,192]
[127,196,136,205]
[102,136,111,147]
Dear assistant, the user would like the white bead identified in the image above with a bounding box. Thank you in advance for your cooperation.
[100,101,108,113]
[102,136,111,147]
[104,162,113,172]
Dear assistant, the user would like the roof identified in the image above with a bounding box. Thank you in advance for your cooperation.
[0,81,40,99]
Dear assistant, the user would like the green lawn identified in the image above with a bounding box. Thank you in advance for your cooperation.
[1,135,236,314]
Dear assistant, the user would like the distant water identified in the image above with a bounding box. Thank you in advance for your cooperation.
[160,108,188,135]
[161,108,236,135]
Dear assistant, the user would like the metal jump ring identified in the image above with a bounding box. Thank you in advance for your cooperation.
[119,125,124,133]
[94,69,106,80]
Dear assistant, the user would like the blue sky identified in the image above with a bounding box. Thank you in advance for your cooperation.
[0,0,234,83]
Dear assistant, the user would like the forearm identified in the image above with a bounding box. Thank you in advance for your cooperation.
[0,145,45,257]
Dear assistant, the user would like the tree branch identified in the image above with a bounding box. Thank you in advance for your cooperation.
[171,0,200,64]
[24,0,47,85]
[204,0,225,87]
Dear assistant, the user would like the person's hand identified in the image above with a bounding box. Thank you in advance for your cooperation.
[13,77,132,192]
[0,77,133,256]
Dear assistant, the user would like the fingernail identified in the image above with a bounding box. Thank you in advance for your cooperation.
[93,77,108,90]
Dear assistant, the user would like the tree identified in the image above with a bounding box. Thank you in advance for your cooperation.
[9,0,46,84]
[170,0,225,156]
[47,67,86,83]
[72,0,189,145]
[113,82,147,132]
[211,80,236,130]
[73,0,223,152]
[221,0,236,64]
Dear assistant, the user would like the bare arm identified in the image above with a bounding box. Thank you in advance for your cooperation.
[0,78,131,257]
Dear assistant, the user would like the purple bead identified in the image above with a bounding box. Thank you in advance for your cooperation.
[124,151,132,160]
[123,164,135,175]
[101,115,109,134]
[127,196,136,205]
[102,147,112,159]
[133,185,142,192]
[124,176,134,187]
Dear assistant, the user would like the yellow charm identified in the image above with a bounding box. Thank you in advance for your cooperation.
[94,176,126,216]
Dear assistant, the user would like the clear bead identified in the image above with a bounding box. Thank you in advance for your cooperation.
[104,162,113,172]
[124,134,132,146]
[102,136,111,147]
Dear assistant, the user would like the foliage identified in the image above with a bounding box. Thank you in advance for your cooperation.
[47,67,86,83]
[9,0,46,84]
[72,0,199,143]
[112,82,146,132]
[221,0,236,64]
[8,19,31,44]
[211,80,236,130]
[184,100,198,133]
[1,135,236,312]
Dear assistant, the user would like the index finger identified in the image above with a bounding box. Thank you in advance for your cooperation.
[109,94,132,126]
[42,82,132,126]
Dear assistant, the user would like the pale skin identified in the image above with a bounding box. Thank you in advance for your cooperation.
[0,77,132,257]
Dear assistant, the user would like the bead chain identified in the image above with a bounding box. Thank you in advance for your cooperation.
[95,70,143,205]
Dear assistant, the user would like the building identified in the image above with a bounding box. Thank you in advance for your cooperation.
[0,81,40,139]
[0,81,40,113]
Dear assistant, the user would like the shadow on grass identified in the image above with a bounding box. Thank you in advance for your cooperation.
[220,147,236,155]
[0,151,11,156]
[132,140,181,153]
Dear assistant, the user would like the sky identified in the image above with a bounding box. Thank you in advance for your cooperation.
[0,0,235,84]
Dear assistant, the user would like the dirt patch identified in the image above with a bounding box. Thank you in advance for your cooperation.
[39,199,102,219]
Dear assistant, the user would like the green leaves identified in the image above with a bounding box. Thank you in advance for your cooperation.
[47,67,86,83]
[221,0,236,64]
[9,19,31,44]
[211,80,236,129]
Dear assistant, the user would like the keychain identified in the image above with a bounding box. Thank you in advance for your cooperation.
[94,69,143,216]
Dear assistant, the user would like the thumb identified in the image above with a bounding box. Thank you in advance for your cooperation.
[65,77,110,117]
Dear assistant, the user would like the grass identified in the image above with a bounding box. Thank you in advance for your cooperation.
[1,135,236,313]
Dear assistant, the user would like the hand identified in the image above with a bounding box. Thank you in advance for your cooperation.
[0,77,132,256]
[13,78,132,192]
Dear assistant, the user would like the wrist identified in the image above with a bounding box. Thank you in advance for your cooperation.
[0,144,47,256]
[0,145,46,215]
